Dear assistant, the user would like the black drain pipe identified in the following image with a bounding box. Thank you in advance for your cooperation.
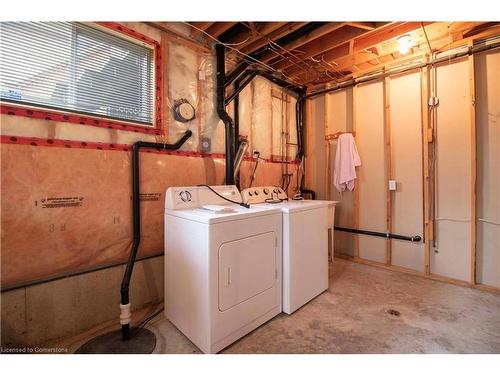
[216,43,235,185]
[334,226,422,242]
[120,130,192,340]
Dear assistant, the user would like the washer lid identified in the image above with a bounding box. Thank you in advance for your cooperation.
[165,204,281,224]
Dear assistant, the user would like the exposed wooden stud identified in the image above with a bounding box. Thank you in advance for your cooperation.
[325,93,331,200]
[161,33,170,140]
[352,85,360,259]
[421,65,431,275]
[469,51,477,286]
[196,53,203,146]
[384,76,393,266]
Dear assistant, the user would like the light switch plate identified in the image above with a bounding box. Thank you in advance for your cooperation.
[389,180,397,191]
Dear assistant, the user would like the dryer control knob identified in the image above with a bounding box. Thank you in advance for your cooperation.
[263,188,269,195]
[254,190,259,195]
[248,191,253,196]
[179,190,192,202]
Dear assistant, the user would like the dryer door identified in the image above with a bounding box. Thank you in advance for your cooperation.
[218,231,277,312]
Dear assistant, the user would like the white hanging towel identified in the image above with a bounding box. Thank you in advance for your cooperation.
[333,133,362,193]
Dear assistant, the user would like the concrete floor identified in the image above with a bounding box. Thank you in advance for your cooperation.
[58,258,500,354]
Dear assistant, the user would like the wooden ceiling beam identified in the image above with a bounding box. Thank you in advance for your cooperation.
[258,22,346,63]
[347,22,377,30]
[272,25,370,71]
[239,22,309,55]
[189,22,216,38]
[462,21,500,39]
[352,21,430,53]
[314,22,470,79]
[205,22,239,38]
[284,43,351,77]
[221,22,288,49]
[302,21,499,87]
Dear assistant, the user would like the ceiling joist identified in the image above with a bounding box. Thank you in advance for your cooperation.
[152,21,500,87]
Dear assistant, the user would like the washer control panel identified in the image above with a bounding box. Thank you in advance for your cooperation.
[241,186,287,204]
[166,185,241,210]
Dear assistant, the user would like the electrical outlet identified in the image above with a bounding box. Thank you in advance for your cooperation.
[252,150,260,159]
[200,137,211,153]
[389,180,397,191]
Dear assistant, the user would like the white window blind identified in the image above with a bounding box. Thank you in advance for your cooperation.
[0,22,155,126]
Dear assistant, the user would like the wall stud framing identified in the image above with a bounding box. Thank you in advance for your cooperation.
[468,51,477,286]
[421,65,432,275]
[383,76,393,266]
[352,85,360,259]
[160,33,170,141]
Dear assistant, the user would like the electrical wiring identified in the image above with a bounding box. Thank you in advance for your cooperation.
[434,218,500,226]
[184,23,278,74]
[434,217,471,223]
[196,184,250,208]
[478,219,500,226]
[185,22,307,88]
[238,23,321,81]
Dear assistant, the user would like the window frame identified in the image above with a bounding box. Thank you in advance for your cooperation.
[0,22,163,135]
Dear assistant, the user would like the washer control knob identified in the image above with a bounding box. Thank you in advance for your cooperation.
[263,188,269,195]
[254,190,259,195]
[273,188,279,194]
[179,190,192,202]
[248,191,253,196]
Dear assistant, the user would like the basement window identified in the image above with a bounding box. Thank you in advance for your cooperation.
[0,22,157,127]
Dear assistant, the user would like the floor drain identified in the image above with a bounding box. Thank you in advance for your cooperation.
[387,309,401,317]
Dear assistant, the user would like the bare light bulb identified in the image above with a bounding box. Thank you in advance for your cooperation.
[398,35,412,54]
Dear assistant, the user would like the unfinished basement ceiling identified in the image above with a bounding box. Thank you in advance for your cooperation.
[152,21,500,88]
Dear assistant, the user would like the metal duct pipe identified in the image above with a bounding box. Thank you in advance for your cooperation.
[234,139,249,181]
[120,130,192,341]
[216,43,235,185]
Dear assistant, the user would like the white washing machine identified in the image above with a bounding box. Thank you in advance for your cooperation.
[241,186,338,314]
[164,185,282,353]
